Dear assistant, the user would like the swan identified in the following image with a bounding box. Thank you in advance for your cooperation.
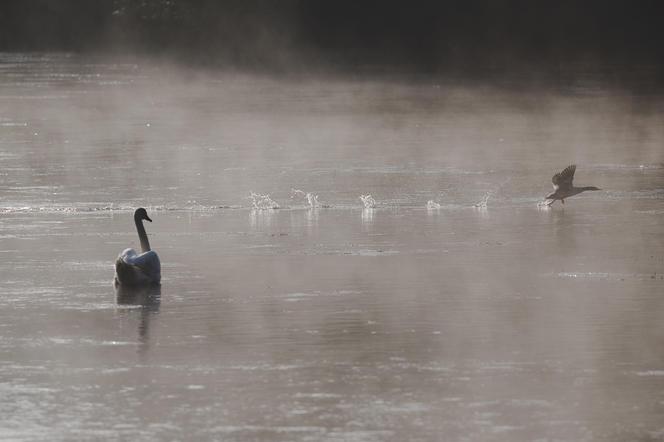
[114,208,161,286]
[545,165,600,206]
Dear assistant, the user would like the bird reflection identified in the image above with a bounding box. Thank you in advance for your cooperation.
[550,208,580,253]
[115,283,161,355]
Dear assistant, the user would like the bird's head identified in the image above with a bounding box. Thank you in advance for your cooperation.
[134,207,152,222]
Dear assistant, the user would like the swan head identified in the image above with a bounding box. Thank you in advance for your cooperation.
[134,207,152,222]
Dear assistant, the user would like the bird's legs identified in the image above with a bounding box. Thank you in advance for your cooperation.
[561,199,565,205]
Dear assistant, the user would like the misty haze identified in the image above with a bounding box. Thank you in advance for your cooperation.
[1,2,664,442]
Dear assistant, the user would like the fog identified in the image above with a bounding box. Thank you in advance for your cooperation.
[0,52,663,440]
[2,54,662,211]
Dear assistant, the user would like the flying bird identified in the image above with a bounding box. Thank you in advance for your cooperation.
[545,165,600,206]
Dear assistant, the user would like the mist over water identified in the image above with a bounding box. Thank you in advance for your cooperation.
[1,54,664,441]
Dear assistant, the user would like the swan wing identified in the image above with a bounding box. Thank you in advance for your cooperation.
[116,248,161,285]
[118,248,138,262]
[552,164,576,191]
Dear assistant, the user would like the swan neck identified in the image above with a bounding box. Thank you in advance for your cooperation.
[135,215,151,252]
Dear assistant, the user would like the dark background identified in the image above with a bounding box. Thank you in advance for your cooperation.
[1,0,663,81]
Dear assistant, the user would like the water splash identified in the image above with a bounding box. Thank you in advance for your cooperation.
[291,188,320,209]
[359,194,376,209]
[474,192,492,209]
[474,178,510,209]
[248,192,280,210]
[426,200,442,210]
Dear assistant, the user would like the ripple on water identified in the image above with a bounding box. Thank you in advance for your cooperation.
[555,271,662,281]
[31,337,138,347]
[346,249,399,256]
[634,370,664,376]
[604,189,664,200]
[279,290,364,302]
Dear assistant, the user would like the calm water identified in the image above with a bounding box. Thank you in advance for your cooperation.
[1,53,664,441]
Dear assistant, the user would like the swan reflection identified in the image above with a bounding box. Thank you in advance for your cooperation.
[116,283,161,307]
[115,283,161,354]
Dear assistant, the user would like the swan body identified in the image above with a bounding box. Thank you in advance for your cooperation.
[115,208,161,286]
[545,165,600,206]
[115,248,160,285]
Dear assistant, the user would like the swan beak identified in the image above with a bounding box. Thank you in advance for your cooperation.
[145,216,152,222]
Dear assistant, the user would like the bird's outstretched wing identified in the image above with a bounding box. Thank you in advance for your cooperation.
[552,165,576,191]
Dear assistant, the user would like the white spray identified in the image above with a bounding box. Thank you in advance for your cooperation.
[359,194,376,209]
[248,192,280,210]
[291,188,320,209]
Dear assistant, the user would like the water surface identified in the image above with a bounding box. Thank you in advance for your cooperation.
[1,54,664,441]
